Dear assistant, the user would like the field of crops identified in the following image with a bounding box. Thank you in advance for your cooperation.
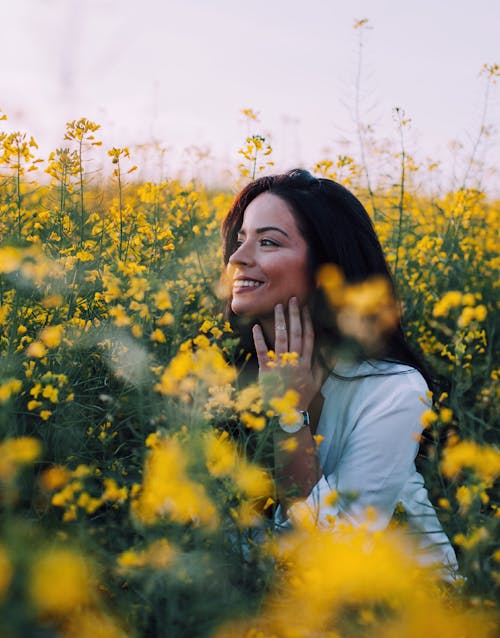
[0,111,499,637]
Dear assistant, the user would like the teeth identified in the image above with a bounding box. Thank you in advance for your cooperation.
[234,280,262,288]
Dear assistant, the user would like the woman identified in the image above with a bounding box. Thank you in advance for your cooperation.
[222,169,458,575]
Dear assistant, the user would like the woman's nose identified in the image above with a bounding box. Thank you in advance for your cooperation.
[229,241,254,266]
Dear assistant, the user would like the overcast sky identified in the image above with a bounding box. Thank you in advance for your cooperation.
[2,0,499,189]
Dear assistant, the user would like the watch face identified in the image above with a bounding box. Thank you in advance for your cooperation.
[278,420,303,434]
[278,410,306,434]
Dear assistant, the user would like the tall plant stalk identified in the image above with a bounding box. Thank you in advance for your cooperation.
[353,18,378,220]
[393,107,408,285]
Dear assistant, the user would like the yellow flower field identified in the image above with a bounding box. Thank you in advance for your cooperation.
[0,111,499,637]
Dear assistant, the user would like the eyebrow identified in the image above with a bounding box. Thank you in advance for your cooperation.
[237,226,290,238]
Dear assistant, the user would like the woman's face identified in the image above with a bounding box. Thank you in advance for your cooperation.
[228,192,312,324]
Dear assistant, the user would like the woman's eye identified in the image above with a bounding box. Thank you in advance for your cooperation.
[260,238,279,247]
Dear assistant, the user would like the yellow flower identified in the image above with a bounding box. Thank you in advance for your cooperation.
[420,409,438,428]
[109,304,131,327]
[0,379,22,403]
[0,436,42,480]
[155,342,235,397]
[132,435,218,528]
[241,411,267,431]
[455,485,474,512]
[40,325,63,348]
[150,328,167,343]
[457,306,475,328]
[438,498,450,510]
[131,324,143,338]
[454,527,489,551]
[324,490,339,507]
[26,341,47,358]
[474,304,487,321]
[461,293,476,306]
[279,351,299,366]
[117,538,176,574]
[316,263,344,306]
[269,390,299,424]
[279,437,298,452]
[439,407,453,423]
[433,291,462,317]
[101,478,128,503]
[42,384,59,403]
[29,548,93,616]
[39,465,70,491]
[441,440,500,483]
[235,384,263,413]
[0,246,22,273]
[41,294,63,308]
[234,463,273,499]
[205,431,237,477]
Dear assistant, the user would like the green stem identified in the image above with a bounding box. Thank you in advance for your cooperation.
[78,139,85,247]
[393,111,406,285]
[117,162,123,261]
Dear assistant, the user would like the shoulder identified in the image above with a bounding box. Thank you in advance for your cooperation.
[322,358,429,411]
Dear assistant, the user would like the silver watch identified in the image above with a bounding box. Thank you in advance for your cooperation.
[278,409,310,434]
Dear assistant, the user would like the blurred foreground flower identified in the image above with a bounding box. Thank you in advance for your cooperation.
[318,264,400,352]
[441,440,500,484]
[117,538,176,573]
[29,548,94,616]
[155,338,236,399]
[132,434,218,528]
[215,524,496,638]
[0,436,41,481]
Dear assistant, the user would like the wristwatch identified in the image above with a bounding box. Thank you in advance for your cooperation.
[278,409,310,434]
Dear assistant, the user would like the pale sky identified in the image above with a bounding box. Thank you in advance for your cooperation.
[2,0,499,190]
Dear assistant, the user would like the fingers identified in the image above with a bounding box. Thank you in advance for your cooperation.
[253,300,315,366]
[288,296,302,355]
[274,303,288,355]
[252,323,269,369]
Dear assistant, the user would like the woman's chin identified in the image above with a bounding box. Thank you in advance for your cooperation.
[231,299,267,321]
[231,302,254,318]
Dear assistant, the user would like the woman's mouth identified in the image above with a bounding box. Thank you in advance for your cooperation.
[232,279,264,293]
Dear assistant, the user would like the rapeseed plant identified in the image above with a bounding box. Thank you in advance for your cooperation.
[0,105,498,636]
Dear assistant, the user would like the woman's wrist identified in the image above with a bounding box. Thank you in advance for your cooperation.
[277,408,310,434]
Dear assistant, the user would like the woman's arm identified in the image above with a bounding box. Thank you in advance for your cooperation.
[252,298,324,512]
[279,368,429,530]
[273,426,322,511]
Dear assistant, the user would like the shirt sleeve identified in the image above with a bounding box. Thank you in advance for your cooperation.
[275,371,428,531]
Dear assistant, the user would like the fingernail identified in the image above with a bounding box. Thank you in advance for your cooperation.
[290,296,297,304]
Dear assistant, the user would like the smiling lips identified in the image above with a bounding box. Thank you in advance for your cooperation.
[232,278,264,293]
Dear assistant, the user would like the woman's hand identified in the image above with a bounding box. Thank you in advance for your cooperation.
[252,297,324,411]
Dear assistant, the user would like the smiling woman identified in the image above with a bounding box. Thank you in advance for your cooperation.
[222,169,459,576]
[228,192,311,334]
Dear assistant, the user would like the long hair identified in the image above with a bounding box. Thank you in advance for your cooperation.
[222,169,431,386]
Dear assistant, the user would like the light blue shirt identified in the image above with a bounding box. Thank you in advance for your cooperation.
[276,359,459,576]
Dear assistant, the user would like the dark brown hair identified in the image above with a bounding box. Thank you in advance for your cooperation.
[222,169,430,384]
